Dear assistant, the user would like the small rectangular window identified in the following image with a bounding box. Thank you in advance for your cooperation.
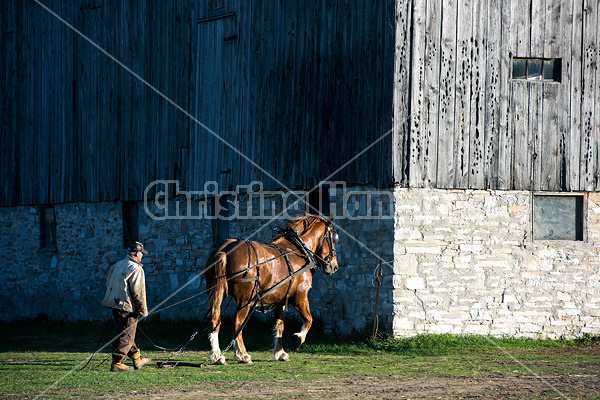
[512,58,561,82]
[122,201,139,249]
[527,59,542,80]
[512,59,527,79]
[533,195,584,241]
[40,205,57,252]
[307,189,331,216]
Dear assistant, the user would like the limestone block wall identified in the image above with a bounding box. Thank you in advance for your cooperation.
[392,189,600,339]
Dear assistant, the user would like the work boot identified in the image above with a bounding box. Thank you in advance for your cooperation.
[110,362,130,372]
[131,351,151,370]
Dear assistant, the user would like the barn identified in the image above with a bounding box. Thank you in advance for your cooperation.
[1,0,599,339]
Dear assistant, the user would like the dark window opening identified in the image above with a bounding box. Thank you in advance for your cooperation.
[122,201,139,249]
[210,196,230,247]
[512,58,561,82]
[307,189,331,217]
[40,205,57,252]
[207,0,227,16]
[533,195,584,241]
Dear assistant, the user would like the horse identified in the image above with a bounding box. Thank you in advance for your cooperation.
[204,214,340,364]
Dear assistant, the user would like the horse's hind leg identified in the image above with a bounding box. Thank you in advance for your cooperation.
[273,305,289,361]
[233,305,253,363]
[208,277,226,364]
[209,315,226,365]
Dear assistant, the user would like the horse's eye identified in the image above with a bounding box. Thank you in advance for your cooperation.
[332,232,339,244]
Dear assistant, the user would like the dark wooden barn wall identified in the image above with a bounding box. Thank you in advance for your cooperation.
[395,0,600,191]
[189,0,396,193]
[0,0,395,207]
[1,0,197,206]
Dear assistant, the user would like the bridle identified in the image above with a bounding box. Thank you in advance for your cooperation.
[314,224,339,270]
[277,222,339,272]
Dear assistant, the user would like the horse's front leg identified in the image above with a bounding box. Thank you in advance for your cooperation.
[273,305,289,361]
[233,304,253,363]
[291,294,313,350]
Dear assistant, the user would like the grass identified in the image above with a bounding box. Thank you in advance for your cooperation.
[0,318,599,399]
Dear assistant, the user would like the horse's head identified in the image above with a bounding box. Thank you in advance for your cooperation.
[285,214,340,275]
[314,219,339,275]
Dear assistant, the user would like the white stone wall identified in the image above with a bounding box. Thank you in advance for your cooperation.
[392,188,600,339]
[3,188,597,339]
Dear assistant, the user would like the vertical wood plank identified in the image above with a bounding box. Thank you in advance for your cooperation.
[468,0,488,188]
[595,0,600,191]
[436,0,458,188]
[452,0,473,188]
[408,0,426,187]
[569,0,583,191]
[483,0,501,189]
[511,0,534,190]
[1,0,18,205]
[496,0,514,189]
[421,0,441,187]
[537,0,563,190]
[392,0,412,185]
[556,0,573,191]
[580,0,598,190]
[530,0,545,190]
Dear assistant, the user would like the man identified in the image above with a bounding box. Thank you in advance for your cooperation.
[101,241,152,372]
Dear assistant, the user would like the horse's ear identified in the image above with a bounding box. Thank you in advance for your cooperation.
[329,214,334,223]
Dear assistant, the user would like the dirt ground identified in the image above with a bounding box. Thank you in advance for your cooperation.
[122,348,600,400]
[124,374,600,399]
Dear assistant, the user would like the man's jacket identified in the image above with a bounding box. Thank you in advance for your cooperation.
[101,256,148,316]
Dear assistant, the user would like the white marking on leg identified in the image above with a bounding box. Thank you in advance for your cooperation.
[273,333,289,361]
[293,323,308,344]
[209,333,225,364]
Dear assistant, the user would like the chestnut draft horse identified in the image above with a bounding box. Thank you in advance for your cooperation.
[205,214,339,364]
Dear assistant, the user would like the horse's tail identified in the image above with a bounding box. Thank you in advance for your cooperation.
[206,250,228,331]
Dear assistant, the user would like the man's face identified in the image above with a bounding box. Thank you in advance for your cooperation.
[133,251,143,262]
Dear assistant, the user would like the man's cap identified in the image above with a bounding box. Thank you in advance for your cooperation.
[129,241,148,254]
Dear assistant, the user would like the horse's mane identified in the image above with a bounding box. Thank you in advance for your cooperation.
[273,213,328,240]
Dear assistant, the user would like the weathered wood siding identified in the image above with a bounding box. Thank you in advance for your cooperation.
[1,0,197,206]
[0,0,395,206]
[395,0,600,191]
[189,0,396,193]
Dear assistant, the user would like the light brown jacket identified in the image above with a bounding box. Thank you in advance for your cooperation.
[101,256,148,316]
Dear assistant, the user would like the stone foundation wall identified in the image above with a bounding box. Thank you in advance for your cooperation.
[0,189,394,338]
[3,187,596,339]
[392,189,600,339]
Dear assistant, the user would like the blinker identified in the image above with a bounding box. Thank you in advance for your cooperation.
[332,231,339,244]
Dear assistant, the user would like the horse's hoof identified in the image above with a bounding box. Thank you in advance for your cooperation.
[289,334,302,351]
[210,354,226,365]
[274,349,290,361]
[235,354,252,364]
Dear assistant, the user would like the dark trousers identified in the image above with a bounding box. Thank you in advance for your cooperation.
[111,309,140,363]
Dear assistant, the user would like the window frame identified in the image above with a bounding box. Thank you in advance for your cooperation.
[530,192,587,243]
[39,205,58,252]
[511,57,562,82]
